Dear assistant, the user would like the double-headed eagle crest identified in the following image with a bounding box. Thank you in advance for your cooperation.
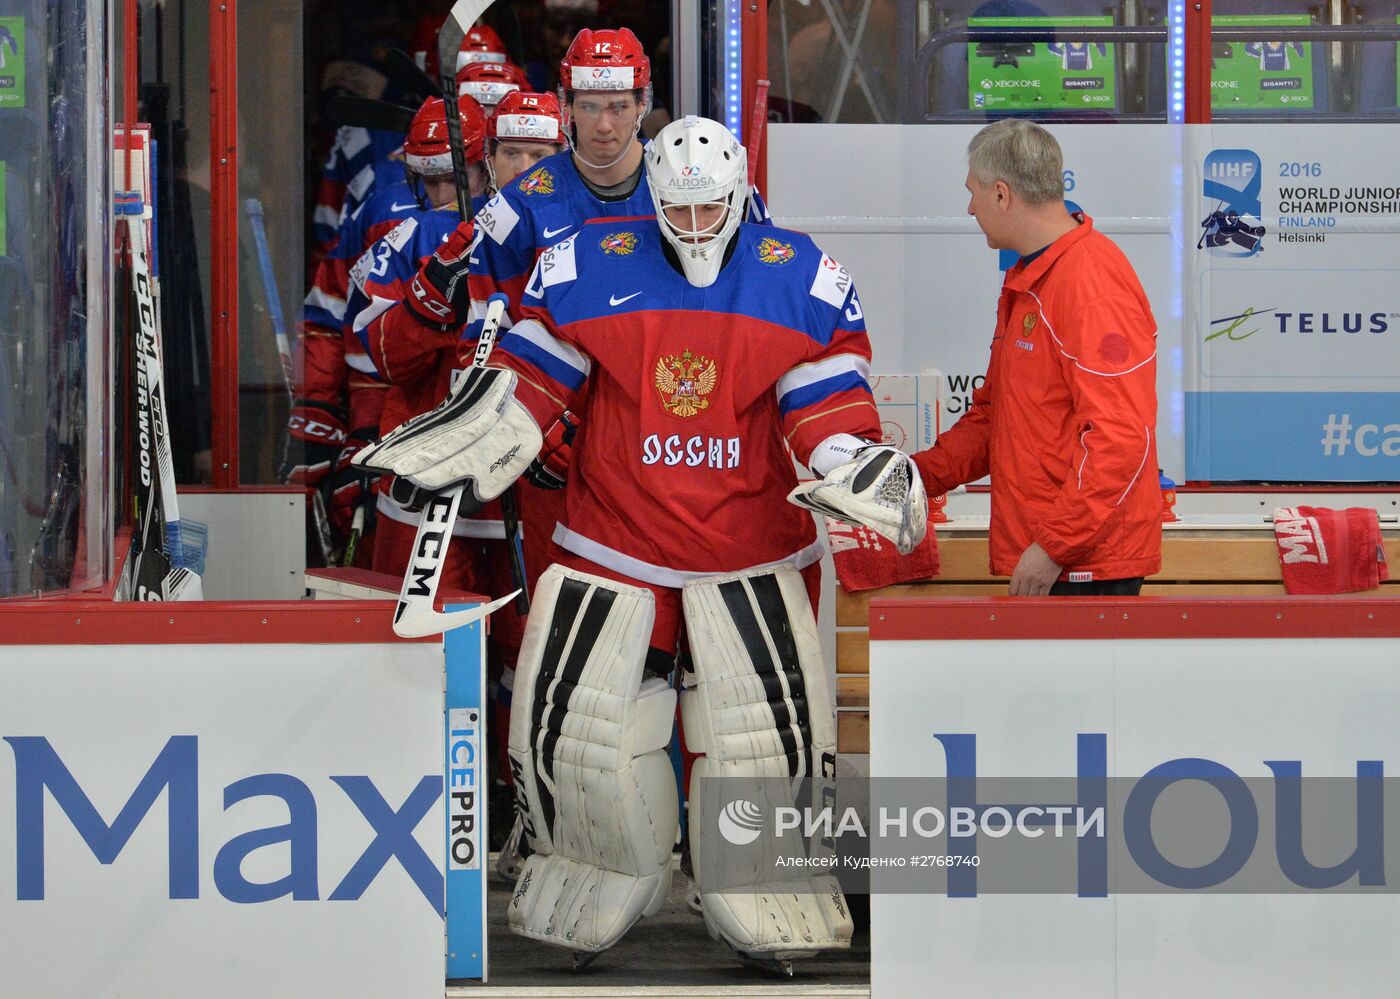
[654,348,718,418]
[519,166,555,196]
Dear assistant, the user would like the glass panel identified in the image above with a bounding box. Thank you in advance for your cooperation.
[0,0,111,595]
[1207,0,1400,118]
[238,0,302,483]
[141,0,214,484]
[765,0,1176,123]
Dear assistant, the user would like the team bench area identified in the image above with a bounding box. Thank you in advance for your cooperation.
[833,524,1400,756]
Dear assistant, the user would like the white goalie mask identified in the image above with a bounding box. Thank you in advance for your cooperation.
[646,116,748,288]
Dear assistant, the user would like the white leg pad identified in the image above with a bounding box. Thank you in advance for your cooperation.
[506,564,678,953]
[682,564,854,960]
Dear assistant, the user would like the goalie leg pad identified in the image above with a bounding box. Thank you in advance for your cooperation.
[681,564,854,961]
[506,564,678,954]
[353,366,542,499]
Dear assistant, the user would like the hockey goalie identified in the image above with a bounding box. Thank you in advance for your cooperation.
[356,115,925,970]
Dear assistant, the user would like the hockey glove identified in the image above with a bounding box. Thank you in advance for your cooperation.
[524,410,579,490]
[325,428,378,535]
[281,399,349,486]
[354,366,541,503]
[788,444,928,555]
[405,219,476,329]
[386,475,486,517]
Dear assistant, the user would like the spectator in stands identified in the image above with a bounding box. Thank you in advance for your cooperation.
[912,120,1162,595]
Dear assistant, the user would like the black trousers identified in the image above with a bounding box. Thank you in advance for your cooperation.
[1048,577,1145,596]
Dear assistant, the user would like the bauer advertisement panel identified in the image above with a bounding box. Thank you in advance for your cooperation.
[870,631,1400,998]
[0,641,444,999]
[1185,126,1400,481]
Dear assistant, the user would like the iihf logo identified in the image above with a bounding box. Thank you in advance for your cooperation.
[1200,149,1266,258]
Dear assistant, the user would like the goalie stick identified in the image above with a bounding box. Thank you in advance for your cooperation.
[122,192,203,600]
[390,293,518,637]
[389,0,531,636]
[438,0,532,616]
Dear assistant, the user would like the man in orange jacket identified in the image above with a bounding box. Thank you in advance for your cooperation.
[914,119,1162,595]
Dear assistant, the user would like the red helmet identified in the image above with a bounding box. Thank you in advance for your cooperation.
[456,23,507,72]
[560,27,651,94]
[404,94,487,174]
[455,61,528,110]
[489,91,565,144]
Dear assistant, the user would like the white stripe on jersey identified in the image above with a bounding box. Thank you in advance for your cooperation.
[377,492,506,538]
[552,524,825,589]
[776,353,871,403]
[339,125,370,160]
[509,318,591,379]
[346,352,378,375]
[351,294,397,335]
[313,204,341,228]
[347,163,375,203]
[304,286,347,320]
[468,297,515,330]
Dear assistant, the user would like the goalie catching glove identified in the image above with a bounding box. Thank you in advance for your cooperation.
[788,440,928,555]
[352,366,542,503]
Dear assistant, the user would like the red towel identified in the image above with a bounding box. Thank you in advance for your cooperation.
[825,514,941,593]
[1273,506,1390,595]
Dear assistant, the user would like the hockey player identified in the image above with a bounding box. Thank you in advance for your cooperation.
[354,116,926,969]
[467,26,770,590]
[412,17,507,77]
[486,91,567,194]
[286,95,489,560]
[310,124,408,269]
[345,91,561,854]
[345,90,556,579]
[456,60,530,112]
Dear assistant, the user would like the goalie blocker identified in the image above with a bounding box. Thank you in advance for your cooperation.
[352,365,541,501]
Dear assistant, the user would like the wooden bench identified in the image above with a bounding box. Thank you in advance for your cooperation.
[834,530,1400,755]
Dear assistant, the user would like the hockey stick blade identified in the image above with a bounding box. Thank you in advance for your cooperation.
[324,94,417,134]
[392,484,517,637]
[384,47,437,101]
[395,587,519,638]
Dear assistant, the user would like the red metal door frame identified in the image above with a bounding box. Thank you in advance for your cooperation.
[740,0,769,195]
[209,0,240,485]
[1184,0,1212,123]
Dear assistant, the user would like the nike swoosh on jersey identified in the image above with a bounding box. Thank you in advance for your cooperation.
[609,292,643,306]
[390,201,418,212]
[542,225,573,239]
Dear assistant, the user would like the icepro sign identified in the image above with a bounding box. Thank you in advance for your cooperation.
[870,623,1400,998]
[0,643,444,999]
